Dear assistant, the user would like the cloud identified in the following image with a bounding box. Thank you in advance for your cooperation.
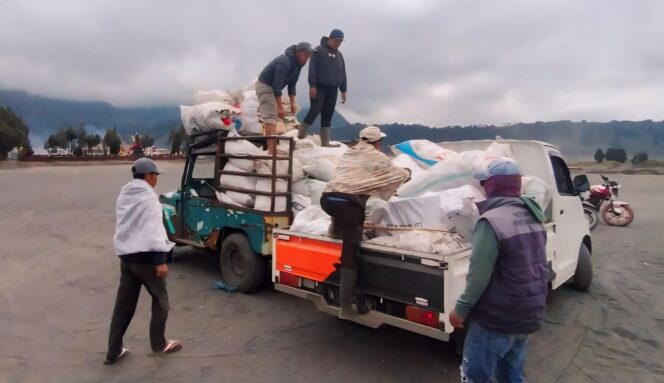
[1,0,664,126]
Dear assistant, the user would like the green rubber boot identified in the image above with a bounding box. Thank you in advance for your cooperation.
[298,123,310,139]
[321,126,340,147]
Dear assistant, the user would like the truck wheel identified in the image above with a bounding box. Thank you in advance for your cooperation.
[219,233,266,293]
[572,244,592,291]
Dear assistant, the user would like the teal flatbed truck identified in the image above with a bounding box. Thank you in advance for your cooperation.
[159,131,295,292]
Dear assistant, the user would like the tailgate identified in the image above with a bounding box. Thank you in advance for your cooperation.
[273,230,447,312]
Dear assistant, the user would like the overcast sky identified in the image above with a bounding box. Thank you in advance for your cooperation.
[1,0,663,126]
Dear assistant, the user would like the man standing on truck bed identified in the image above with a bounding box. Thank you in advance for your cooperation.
[298,29,347,147]
[449,158,548,382]
[257,42,314,153]
[320,126,409,318]
[105,158,181,365]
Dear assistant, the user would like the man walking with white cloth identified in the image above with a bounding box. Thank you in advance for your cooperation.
[104,158,181,364]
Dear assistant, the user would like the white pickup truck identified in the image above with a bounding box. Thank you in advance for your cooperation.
[271,140,593,346]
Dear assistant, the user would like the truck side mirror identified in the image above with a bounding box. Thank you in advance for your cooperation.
[573,175,590,193]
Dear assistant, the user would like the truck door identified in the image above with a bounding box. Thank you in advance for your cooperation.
[183,154,217,241]
[548,154,587,287]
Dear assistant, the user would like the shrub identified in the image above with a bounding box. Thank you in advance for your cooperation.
[632,152,649,164]
[593,148,604,163]
[605,148,627,163]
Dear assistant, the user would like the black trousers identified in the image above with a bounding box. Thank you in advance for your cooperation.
[320,192,369,270]
[106,260,169,359]
[303,85,338,127]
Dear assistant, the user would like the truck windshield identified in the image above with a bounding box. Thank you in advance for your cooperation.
[550,156,576,195]
[192,155,216,180]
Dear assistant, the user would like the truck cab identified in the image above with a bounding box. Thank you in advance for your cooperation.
[160,131,295,292]
[271,139,592,344]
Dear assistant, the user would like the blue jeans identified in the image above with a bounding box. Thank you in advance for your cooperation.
[461,322,528,383]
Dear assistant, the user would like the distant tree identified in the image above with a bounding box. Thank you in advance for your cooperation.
[605,148,628,163]
[594,148,605,163]
[74,126,88,155]
[23,143,34,157]
[169,127,183,154]
[104,127,122,155]
[46,128,68,150]
[632,152,649,165]
[65,126,77,153]
[0,106,31,160]
[140,133,154,149]
[86,134,101,152]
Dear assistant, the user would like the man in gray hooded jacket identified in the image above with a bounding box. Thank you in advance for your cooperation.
[298,29,348,146]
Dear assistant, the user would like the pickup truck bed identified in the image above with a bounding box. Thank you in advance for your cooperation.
[272,229,471,340]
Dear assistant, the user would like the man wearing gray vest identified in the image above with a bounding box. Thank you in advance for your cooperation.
[449,158,548,382]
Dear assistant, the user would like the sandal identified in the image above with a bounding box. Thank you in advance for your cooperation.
[161,339,182,354]
[104,348,129,365]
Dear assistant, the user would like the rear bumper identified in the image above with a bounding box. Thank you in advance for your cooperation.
[274,283,449,342]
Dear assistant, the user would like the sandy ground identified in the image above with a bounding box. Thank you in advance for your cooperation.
[0,163,662,383]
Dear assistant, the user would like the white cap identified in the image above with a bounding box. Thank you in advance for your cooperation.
[359,126,387,143]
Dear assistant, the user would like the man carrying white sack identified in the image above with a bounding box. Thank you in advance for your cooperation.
[448,158,548,382]
[256,42,314,153]
[105,158,181,365]
[320,126,409,318]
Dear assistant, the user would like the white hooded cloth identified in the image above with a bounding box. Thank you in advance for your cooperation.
[113,179,175,255]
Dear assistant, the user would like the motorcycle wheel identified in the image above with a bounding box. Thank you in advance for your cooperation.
[584,207,599,231]
[601,204,635,227]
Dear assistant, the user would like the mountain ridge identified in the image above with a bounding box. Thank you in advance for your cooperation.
[3,88,664,158]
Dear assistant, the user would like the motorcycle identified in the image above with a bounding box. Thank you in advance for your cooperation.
[582,175,634,227]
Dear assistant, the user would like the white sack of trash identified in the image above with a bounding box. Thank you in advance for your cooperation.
[290,205,331,236]
[365,230,471,255]
[180,102,240,137]
[369,185,485,242]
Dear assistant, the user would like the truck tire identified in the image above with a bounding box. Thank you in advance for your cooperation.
[572,244,592,291]
[219,233,266,293]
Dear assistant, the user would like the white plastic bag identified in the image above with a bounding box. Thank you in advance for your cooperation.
[292,194,311,216]
[238,98,261,136]
[180,102,239,136]
[218,162,258,207]
[302,157,338,182]
[290,205,331,235]
[254,162,288,212]
[291,178,328,203]
[307,178,328,205]
[192,89,244,106]
[397,151,506,198]
[370,185,484,241]
[486,139,515,158]
[521,176,552,211]
[293,145,347,164]
[391,139,457,168]
[293,179,310,196]
[366,231,470,255]
[391,154,425,181]
[225,137,264,172]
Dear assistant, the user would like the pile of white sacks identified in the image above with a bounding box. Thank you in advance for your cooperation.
[291,137,552,255]
[214,127,348,213]
[177,81,348,213]
[180,80,300,139]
